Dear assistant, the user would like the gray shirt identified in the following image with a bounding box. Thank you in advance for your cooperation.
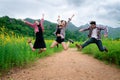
[55,18,71,39]
[82,25,108,40]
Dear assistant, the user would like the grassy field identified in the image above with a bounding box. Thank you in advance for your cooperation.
[0,26,120,76]
[0,28,63,75]
[76,39,120,67]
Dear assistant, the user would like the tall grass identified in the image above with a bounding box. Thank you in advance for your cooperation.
[78,39,120,66]
[0,27,63,74]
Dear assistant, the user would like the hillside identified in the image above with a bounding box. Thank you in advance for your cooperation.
[0,16,120,41]
[24,18,78,32]
[78,24,120,40]
[0,16,34,37]
[0,16,80,41]
[108,27,120,39]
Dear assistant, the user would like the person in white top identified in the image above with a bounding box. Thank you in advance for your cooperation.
[76,21,108,52]
[91,28,98,39]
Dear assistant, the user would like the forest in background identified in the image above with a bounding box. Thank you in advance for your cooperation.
[0,16,120,41]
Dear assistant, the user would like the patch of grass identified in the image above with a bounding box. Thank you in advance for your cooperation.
[76,39,120,66]
[0,28,63,75]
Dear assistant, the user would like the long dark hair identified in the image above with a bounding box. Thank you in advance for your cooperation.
[61,20,67,27]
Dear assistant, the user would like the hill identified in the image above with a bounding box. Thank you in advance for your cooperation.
[78,24,120,40]
[0,16,120,41]
[0,16,79,40]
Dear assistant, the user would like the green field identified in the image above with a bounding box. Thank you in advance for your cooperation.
[0,30,63,74]
[0,27,120,76]
[76,39,120,66]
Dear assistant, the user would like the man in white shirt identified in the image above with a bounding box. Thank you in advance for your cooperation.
[76,21,108,52]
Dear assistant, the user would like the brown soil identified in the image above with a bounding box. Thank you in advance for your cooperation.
[2,48,120,80]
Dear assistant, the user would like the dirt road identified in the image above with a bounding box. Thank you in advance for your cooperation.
[3,48,120,80]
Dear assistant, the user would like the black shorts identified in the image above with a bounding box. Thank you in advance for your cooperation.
[56,37,64,44]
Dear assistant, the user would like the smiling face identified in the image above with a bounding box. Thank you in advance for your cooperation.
[58,20,67,27]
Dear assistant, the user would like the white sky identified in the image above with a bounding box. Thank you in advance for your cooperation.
[0,0,120,27]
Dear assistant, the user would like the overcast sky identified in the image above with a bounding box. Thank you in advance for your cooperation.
[0,0,120,27]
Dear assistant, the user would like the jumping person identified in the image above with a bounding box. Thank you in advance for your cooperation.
[76,21,108,52]
[50,15,74,50]
[22,14,46,53]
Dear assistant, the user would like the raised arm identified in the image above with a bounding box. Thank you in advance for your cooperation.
[99,25,108,37]
[22,19,35,28]
[40,14,44,31]
[66,14,75,27]
[79,27,90,32]
[68,14,75,23]
[57,15,61,25]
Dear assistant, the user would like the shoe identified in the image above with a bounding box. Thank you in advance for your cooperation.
[75,44,82,50]
[104,47,108,52]
[28,39,32,43]
[68,39,74,44]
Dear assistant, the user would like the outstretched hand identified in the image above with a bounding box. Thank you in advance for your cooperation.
[58,15,60,19]
[21,19,26,23]
[42,13,44,18]
[79,29,84,32]
[70,14,75,19]
[68,14,75,21]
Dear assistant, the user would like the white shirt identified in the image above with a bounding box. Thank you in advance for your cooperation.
[91,28,98,39]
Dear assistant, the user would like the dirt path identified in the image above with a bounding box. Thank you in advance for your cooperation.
[3,48,120,80]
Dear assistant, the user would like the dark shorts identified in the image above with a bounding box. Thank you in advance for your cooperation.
[56,37,64,44]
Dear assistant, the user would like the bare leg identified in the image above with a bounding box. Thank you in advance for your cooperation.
[28,43,35,51]
[61,42,68,50]
[50,41,58,48]
[66,41,70,48]
[27,39,35,51]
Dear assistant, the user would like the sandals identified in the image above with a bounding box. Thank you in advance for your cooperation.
[75,44,82,50]
[28,39,32,43]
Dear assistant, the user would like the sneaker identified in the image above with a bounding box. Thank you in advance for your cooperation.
[75,44,82,50]
[68,39,74,44]
[104,47,108,52]
[28,39,32,43]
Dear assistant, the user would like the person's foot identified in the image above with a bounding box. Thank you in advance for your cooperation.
[39,48,46,53]
[68,39,74,44]
[28,39,32,43]
[75,44,82,50]
[104,47,108,52]
[56,44,59,48]
[38,50,43,54]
